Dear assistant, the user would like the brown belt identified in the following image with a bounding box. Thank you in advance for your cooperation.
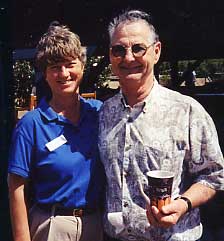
[37,204,97,217]
[54,207,96,217]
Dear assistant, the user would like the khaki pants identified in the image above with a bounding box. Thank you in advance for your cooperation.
[29,205,103,241]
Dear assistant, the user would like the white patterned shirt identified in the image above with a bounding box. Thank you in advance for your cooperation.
[99,80,224,241]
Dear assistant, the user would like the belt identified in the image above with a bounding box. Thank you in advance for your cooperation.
[37,204,97,217]
[54,206,96,217]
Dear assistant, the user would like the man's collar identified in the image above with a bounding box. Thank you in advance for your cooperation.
[120,78,158,112]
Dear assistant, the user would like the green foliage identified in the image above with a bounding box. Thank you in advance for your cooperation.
[84,56,103,75]
[83,55,113,90]
[97,64,112,89]
[13,60,35,107]
[177,59,224,78]
[159,58,224,86]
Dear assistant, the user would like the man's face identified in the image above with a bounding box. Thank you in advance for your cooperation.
[110,21,161,93]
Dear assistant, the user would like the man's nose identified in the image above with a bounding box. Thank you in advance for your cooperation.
[123,48,135,62]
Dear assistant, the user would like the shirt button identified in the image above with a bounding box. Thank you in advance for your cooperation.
[123,201,129,207]
[125,145,131,151]
[127,117,133,122]
[143,106,147,113]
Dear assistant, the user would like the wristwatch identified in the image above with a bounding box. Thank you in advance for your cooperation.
[174,196,192,212]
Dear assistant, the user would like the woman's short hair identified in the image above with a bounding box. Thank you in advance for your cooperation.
[35,22,86,72]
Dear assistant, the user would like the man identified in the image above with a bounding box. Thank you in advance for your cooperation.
[98,9,224,241]
[181,61,201,87]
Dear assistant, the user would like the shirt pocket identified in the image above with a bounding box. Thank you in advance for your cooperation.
[142,141,186,172]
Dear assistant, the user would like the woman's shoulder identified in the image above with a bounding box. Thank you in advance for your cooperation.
[16,109,40,127]
[81,97,103,111]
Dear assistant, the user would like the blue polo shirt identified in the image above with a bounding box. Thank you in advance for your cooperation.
[8,97,105,209]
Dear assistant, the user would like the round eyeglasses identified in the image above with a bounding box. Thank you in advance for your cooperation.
[110,42,156,58]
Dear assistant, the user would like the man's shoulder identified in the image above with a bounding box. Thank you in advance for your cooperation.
[98,93,122,123]
[158,85,212,119]
[158,85,200,106]
[101,93,121,109]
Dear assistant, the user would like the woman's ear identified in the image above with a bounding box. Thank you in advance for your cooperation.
[81,63,85,71]
[42,70,47,81]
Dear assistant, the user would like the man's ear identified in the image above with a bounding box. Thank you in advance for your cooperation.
[154,41,161,64]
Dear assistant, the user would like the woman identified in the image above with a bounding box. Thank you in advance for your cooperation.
[8,23,105,241]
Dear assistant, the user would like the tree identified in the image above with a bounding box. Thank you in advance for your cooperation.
[13,60,35,107]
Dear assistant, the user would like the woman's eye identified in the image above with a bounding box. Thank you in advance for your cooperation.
[67,62,76,68]
[50,65,59,70]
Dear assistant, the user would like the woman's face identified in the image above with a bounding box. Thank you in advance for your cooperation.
[45,58,84,98]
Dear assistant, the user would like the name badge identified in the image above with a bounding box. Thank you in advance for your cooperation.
[45,135,67,151]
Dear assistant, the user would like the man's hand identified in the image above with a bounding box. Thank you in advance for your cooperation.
[146,183,216,228]
[146,198,188,228]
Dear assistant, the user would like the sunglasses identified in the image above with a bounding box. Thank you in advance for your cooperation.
[110,42,156,58]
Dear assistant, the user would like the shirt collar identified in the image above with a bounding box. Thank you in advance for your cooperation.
[37,96,88,123]
[37,98,58,121]
[120,78,159,113]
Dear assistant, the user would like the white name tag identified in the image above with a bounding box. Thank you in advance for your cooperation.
[45,135,67,152]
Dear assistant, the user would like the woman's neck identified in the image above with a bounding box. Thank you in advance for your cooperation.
[49,94,80,124]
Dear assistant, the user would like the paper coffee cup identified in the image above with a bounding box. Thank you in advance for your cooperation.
[146,170,174,210]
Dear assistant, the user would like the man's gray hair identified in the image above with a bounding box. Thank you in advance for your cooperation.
[108,9,159,43]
